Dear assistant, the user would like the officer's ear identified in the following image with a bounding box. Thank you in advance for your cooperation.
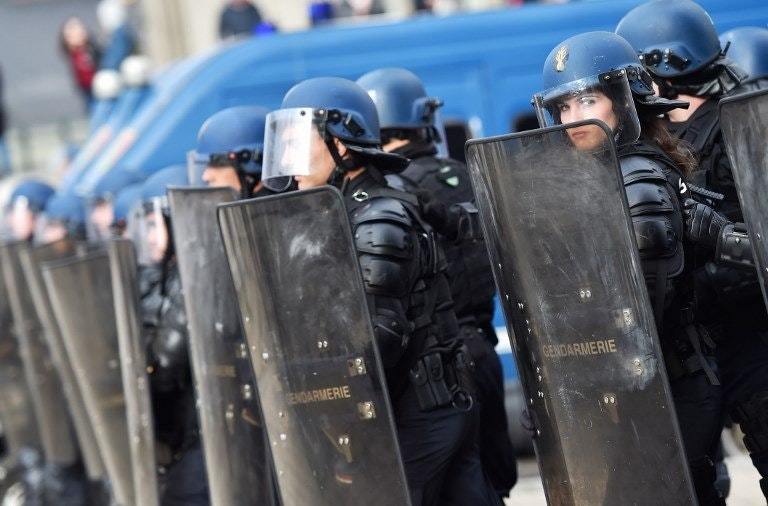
[333,137,349,158]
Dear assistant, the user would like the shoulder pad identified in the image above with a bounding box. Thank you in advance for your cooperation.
[403,156,467,188]
[620,155,668,185]
[350,196,413,229]
[621,156,676,217]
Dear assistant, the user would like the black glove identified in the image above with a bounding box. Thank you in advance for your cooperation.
[683,198,729,249]
[415,188,456,238]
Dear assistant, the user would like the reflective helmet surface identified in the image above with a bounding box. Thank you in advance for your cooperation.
[616,0,722,79]
[8,180,55,213]
[356,68,442,131]
[720,27,768,82]
[194,106,270,175]
[280,77,381,145]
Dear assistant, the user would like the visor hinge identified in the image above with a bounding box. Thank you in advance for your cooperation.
[352,189,369,202]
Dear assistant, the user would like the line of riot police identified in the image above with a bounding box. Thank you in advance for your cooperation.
[0,1,767,504]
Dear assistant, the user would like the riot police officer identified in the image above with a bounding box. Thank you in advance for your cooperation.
[356,67,517,499]
[617,2,768,498]
[85,169,142,243]
[720,26,768,93]
[5,180,54,242]
[132,165,210,506]
[535,30,724,505]
[260,76,500,506]
[35,193,87,244]
[110,182,142,238]
[190,106,270,198]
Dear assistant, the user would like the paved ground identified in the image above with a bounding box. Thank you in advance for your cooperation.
[505,432,764,505]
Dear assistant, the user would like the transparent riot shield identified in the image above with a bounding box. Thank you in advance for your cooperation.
[168,187,275,506]
[720,88,768,310]
[19,240,106,482]
[42,250,134,506]
[0,257,39,458]
[107,239,159,506]
[465,121,696,505]
[0,241,79,468]
[218,186,410,506]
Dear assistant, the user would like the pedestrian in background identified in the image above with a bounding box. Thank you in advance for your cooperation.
[219,0,263,39]
[59,16,100,109]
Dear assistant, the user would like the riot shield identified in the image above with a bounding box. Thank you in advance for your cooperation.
[0,241,79,467]
[42,250,134,506]
[720,88,768,310]
[465,121,696,505]
[218,186,410,506]
[168,187,275,506]
[20,240,105,482]
[0,257,39,458]
[107,238,159,506]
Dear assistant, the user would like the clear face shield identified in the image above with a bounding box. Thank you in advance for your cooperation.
[33,215,69,245]
[86,197,116,243]
[187,150,208,187]
[433,110,449,158]
[7,197,37,242]
[533,70,640,151]
[261,108,332,192]
[127,197,169,266]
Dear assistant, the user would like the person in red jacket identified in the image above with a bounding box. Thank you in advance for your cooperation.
[59,16,101,109]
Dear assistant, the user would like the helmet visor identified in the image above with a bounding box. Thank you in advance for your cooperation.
[8,197,36,241]
[33,214,69,245]
[261,108,327,192]
[187,150,208,187]
[86,198,115,243]
[127,197,168,266]
[533,71,640,147]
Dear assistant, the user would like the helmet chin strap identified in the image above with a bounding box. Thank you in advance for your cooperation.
[324,136,357,190]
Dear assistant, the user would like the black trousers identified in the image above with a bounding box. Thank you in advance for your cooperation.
[394,384,501,506]
[670,370,725,505]
[462,326,517,497]
[717,320,768,496]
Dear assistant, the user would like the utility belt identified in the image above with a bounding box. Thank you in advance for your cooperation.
[409,338,475,412]
[663,306,719,385]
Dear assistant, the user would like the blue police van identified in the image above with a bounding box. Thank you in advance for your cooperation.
[73,0,768,452]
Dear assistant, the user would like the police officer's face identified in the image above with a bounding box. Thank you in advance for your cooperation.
[202,165,241,192]
[145,213,168,264]
[556,91,617,151]
[10,208,35,241]
[40,222,67,245]
[62,18,88,49]
[282,128,344,191]
[90,202,114,241]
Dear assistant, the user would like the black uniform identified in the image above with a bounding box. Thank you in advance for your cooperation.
[390,143,517,498]
[343,166,500,506]
[141,264,210,506]
[669,93,768,497]
[618,139,725,506]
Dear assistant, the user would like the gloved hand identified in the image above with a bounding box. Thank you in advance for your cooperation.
[683,198,729,249]
[415,188,456,238]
